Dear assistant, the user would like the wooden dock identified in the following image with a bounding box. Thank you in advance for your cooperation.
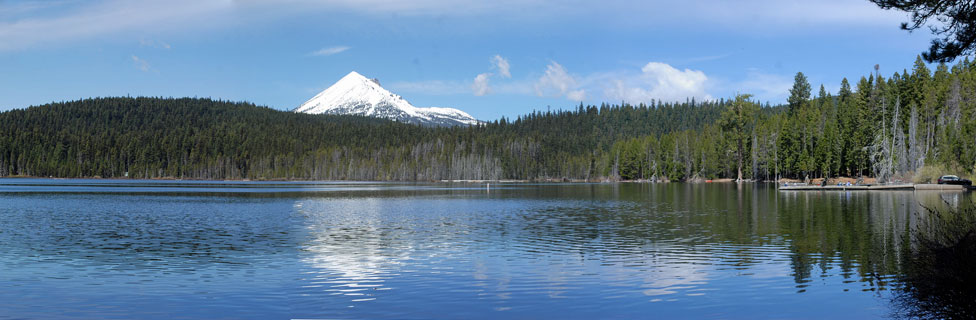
[779,184,965,191]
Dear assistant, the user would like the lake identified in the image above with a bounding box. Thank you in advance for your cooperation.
[0,179,969,319]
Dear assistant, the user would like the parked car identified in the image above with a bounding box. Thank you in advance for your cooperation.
[937,175,972,186]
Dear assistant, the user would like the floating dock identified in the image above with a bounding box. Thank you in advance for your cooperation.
[779,184,965,191]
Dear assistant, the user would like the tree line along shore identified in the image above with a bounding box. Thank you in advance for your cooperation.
[1,56,974,183]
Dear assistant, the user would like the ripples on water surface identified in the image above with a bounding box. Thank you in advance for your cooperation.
[0,178,966,319]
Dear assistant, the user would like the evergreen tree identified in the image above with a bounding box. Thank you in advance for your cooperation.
[719,94,758,181]
[3,56,976,182]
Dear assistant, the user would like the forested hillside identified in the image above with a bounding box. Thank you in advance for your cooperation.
[610,56,976,183]
[0,96,737,180]
[1,56,974,182]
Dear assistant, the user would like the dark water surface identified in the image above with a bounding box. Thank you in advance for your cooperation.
[0,179,967,319]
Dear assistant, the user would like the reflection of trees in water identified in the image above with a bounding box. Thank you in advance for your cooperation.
[612,184,972,297]
[292,184,976,315]
[777,190,918,290]
[608,184,919,285]
[776,189,976,317]
[891,202,976,319]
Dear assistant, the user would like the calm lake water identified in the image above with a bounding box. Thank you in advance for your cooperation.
[0,179,969,319]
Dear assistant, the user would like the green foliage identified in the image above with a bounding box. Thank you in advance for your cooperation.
[788,72,812,115]
[870,0,976,63]
[894,204,976,319]
[2,57,975,182]
[0,97,733,180]
[719,94,758,180]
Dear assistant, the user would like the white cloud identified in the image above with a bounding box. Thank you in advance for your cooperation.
[239,0,901,28]
[0,0,906,52]
[0,0,230,51]
[139,39,171,49]
[641,62,708,97]
[491,55,510,78]
[735,69,793,103]
[472,73,492,96]
[309,46,350,56]
[391,80,470,95]
[131,55,152,72]
[237,0,555,17]
[604,80,652,103]
[468,54,511,96]
[391,77,532,96]
[686,0,903,28]
[599,62,711,104]
[333,59,781,106]
[534,61,585,101]
[0,1,70,20]
[566,89,586,101]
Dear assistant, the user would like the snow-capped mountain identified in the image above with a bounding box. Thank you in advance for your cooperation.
[295,71,481,126]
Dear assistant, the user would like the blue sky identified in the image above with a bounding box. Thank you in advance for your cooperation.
[0,0,938,120]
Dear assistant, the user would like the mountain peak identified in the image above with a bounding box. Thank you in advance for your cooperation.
[295,71,480,126]
[338,71,377,85]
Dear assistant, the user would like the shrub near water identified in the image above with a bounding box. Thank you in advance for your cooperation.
[892,204,976,319]
[912,164,971,184]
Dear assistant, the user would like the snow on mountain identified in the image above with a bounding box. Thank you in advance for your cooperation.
[294,71,481,126]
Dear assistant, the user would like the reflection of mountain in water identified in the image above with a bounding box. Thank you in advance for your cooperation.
[289,184,971,314]
[278,184,976,318]
[8,181,976,318]
[295,198,411,302]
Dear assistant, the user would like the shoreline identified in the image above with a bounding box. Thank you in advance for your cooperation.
[0,175,871,184]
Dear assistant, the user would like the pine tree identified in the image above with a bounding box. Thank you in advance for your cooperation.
[719,94,758,181]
